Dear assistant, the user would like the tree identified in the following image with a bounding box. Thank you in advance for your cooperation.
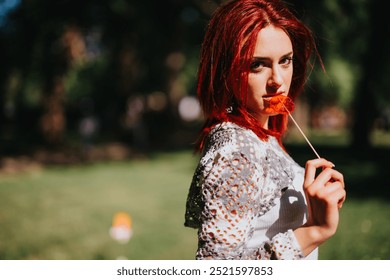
[351,0,390,148]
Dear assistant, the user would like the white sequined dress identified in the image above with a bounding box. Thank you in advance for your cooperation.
[184,122,318,260]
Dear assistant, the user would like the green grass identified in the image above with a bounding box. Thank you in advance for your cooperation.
[320,198,390,259]
[0,135,389,260]
[0,152,199,260]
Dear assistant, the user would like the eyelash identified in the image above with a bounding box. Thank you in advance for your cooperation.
[250,56,293,71]
[250,61,263,71]
[281,57,293,65]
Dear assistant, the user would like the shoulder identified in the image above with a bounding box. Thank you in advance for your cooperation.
[203,122,265,157]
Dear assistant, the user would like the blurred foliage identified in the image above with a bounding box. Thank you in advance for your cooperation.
[0,0,389,156]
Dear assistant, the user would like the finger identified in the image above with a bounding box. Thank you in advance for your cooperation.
[334,187,346,209]
[317,182,346,206]
[304,158,335,188]
[338,196,346,209]
[315,168,344,187]
[336,188,347,209]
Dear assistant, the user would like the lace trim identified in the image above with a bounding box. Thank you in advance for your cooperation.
[197,230,304,260]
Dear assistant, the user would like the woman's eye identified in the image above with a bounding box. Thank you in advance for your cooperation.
[250,61,265,71]
[280,57,293,66]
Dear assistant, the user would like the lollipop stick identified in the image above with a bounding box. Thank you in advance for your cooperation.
[283,105,321,159]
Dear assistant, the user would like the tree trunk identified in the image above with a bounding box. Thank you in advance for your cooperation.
[40,77,66,145]
[350,0,386,149]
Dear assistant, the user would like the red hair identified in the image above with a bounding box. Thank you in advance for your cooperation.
[195,0,318,152]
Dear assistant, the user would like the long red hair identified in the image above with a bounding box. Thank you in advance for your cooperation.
[195,0,318,152]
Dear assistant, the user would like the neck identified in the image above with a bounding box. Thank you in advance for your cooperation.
[251,113,269,129]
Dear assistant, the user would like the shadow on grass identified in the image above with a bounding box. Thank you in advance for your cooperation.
[285,144,390,200]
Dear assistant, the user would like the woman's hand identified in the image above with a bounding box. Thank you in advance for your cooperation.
[294,158,346,256]
[304,158,346,237]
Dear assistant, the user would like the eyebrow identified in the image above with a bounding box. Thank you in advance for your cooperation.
[252,51,293,60]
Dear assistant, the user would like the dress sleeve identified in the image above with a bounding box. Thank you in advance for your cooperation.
[196,150,305,260]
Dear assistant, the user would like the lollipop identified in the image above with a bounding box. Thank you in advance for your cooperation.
[264,95,295,114]
[267,95,321,159]
[265,95,341,205]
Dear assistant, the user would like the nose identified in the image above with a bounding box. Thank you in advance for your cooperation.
[267,66,283,88]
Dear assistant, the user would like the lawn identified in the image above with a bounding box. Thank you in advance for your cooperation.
[0,151,199,260]
[0,134,389,260]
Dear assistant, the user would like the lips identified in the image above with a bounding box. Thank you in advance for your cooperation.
[262,92,285,98]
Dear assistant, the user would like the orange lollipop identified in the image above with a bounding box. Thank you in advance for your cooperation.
[268,95,322,159]
[264,95,295,114]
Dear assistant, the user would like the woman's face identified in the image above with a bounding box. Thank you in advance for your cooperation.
[246,25,293,128]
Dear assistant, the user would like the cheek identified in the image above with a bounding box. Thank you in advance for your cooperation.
[247,75,263,92]
[246,87,265,111]
[247,76,266,108]
[284,69,293,88]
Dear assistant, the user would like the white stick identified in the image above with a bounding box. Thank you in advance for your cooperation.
[283,105,321,159]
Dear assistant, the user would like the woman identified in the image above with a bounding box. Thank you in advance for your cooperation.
[184,0,346,260]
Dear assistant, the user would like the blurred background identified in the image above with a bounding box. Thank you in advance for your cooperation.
[0,0,389,260]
